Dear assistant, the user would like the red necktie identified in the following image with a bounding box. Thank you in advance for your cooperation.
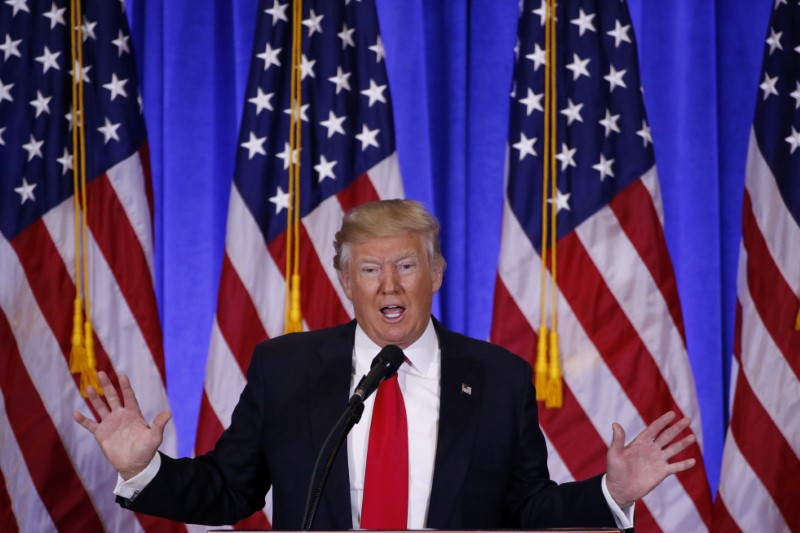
[360,374,409,529]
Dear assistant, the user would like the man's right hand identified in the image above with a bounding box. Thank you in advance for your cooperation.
[73,371,171,480]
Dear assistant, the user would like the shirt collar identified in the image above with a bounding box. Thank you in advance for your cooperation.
[354,318,439,377]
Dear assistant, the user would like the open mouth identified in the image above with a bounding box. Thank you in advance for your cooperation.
[381,305,405,319]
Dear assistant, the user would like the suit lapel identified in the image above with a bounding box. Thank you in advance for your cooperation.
[304,321,357,530]
[427,321,482,528]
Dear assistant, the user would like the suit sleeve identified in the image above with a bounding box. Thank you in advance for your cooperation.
[505,363,617,529]
[118,351,272,525]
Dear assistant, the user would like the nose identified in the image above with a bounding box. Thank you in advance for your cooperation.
[380,269,400,294]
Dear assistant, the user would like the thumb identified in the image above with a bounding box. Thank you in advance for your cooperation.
[610,422,626,453]
[151,411,172,435]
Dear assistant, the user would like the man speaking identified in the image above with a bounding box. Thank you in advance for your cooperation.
[74,199,696,529]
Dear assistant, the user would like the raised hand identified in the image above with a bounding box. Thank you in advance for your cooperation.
[605,411,697,508]
[73,371,171,480]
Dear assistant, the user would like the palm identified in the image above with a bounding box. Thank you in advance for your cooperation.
[73,372,171,480]
[605,412,697,508]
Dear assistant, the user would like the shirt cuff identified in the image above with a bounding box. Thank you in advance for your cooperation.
[601,474,634,530]
[113,453,161,501]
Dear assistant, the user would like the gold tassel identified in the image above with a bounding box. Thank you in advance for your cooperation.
[545,330,562,408]
[79,321,101,397]
[535,326,549,400]
[794,303,800,331]
[285,273,303,333]
[69,297,85,372]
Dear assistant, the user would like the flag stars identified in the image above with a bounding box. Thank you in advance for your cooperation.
[0,78,13,103]
[275,142,299,170]
[283,103,309,122]
[369,36,385,63]
[512,132,538,160]
[361,79,387,107]
[519,88,543,115]
[36,46,61,73]
[5,0,29,17]
[593,154,615,181]
[555,143,577,170]
[302,9,324,37]
[355,124,380,151]
[329,66,352,94]
[338,23,355,49]
[526,43,546,72]
[269,186,290,214]
[43,1,66,29]
[248,87,274,114]
[15,178,37,204]
[759,73,778,100]
[766,28,783,55]
[637,120,653,147]
[98,117,121,143]
[604,65,627,92]
[299,54,316,79]
[0,34,22,61]
[112,29,131,56]
[531,0,555,26]
[790,81,800,109]
[29,90,51,117]
[607,20,632,48]
[57,147,73,175]
[103,73,129,101]
[0,126,5,145]
[241,131,267,159]
[785,126,800,154]
[566,53,590,80]
[320,110,346,138]
[81,17,98,41]
[560,98,584,125]
[314,155,337,182]
[22,133,44,161]
[570,9,596,36]
[548,188,571,212]
[70,61,92,83]
[599,109,621,137]
[265,0,288,25]
[257,43,281,71]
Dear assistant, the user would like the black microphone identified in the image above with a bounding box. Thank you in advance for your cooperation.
[349,344,405,406]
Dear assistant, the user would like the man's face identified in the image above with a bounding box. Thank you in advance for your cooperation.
[340,232,443,349]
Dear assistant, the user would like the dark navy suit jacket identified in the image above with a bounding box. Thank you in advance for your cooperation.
[121,318,616,529]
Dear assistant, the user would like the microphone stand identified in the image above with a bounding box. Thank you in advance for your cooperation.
[301,400,365,530]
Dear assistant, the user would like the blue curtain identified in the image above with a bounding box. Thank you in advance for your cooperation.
[125,0,772,495]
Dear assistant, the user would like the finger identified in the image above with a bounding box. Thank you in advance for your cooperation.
[151,411,173,435]
[663,433,696,458]
[610,422,626,453]
[667,457,696,474]
[654,416,691,448]
[86,384,110,418]
[73,411,98,433]
[645,411,676,441]
[99,371,122,409]
[118,374,142,414]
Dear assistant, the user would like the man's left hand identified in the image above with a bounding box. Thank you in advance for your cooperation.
[605,411,697,508]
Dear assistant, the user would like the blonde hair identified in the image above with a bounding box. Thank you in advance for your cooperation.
[333,199,446,272]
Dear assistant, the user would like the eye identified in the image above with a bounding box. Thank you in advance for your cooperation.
[398,261,416,272]
[360,265,379,275]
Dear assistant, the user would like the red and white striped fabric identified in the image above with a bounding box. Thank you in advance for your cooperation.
[0,0,181,530]
[713,3,800,531]
[0,149,182,533]
[491,1,713,531]
[193,0,404,528]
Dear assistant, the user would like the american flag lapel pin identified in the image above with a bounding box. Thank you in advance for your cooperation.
[461,383,472,395]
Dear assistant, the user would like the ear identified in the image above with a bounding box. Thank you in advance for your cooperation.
[431,259,444,293]
[338,270,354,300]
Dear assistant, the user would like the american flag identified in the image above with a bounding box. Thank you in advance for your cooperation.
[0,0,180,532]
[713,1,800,531]
[194,0,402,527]
[490,1,713,531]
